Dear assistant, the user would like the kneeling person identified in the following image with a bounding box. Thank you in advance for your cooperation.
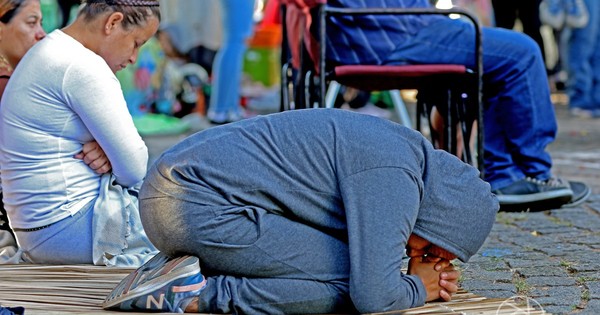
[104,109,499,314]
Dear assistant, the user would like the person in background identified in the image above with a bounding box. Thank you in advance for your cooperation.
[0,0,161,266]
[563,0,600,118]
[491,0,547,66]
[0,0,45,263]
[323,0,590,211]
[103,109,499,314]
[57,0,79,27]
[539,0,589,92]
[206,0,256,124]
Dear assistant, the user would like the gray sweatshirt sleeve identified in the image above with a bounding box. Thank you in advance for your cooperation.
[339,167,427,313]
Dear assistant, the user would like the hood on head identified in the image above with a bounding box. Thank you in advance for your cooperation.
[413,149,499,262]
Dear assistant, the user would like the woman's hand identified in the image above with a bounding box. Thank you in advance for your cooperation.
[74,141,112,174]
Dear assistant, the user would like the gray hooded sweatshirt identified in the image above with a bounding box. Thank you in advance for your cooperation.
[140,108,499,313]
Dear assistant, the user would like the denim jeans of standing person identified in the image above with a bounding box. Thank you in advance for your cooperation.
[491,0,546,64]
[566,0,600,116]
[383,18,556,191]
[207,0,256,124]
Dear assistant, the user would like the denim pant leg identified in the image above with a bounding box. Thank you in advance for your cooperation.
[208,0,256,120]
[140,196,352,314]
[15,200,94,264]
[384,18,556,190]
[566,0,600,110]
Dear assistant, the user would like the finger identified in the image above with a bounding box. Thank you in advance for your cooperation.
[83,149,103,165]
[95,161,112,174]
[74,152,84,160]
[440,279,459,294]
[439,289,452,302]
[434,259,451,271]
[441,270,461,281]
[406,248,427,258]
[423,255,442,264]
[87,154,108,170]
[81,141,99,154]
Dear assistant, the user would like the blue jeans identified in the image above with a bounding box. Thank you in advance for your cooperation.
[385,19,557,190]
[207,0,256,122]
[566,0,600,110]
[15,199,94,264]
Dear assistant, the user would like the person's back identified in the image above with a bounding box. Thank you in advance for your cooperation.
[0,0,162,266]
[0,30,147,228]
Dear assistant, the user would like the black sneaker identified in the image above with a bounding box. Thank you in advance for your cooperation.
[493,177,573,212]
[561,180,591,208]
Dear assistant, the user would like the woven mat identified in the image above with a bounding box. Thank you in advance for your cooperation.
[0,264,549,314]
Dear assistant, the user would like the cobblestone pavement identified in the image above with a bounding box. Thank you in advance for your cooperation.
[459,101,600,315]
[142,99,600,315]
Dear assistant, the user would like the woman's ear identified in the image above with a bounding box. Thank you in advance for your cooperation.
[103,12,124,34]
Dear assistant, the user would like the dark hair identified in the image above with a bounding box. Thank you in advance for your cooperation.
[80,0,161,30]
[0,0,26,24]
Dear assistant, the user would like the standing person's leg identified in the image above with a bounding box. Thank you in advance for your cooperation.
[491,0,518,29]
[207,0,256,124]
[517,0,547,63]
[384,19,556,190]
[139,194,353,314]
[589,2,600,110]
[567,0,599,114]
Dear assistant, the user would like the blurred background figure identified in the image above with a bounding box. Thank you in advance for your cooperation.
[56,0,78,27]
[562,0,599,118]
[207,0,257,124]
[491,0,547,66]
[0,0,46,263]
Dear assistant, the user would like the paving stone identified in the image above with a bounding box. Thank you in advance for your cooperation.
[517,267,570,277]
[464,270,514,282]
[569,263,600,273]
[526,276,578,287]
[506,259,557,270]
[542,304,578,314]
[460,279,515,292]
[529,286,582,304]
[579,299,600,314]
[466,290,515,300]
[588,282,600,299]
[576,272,600,282]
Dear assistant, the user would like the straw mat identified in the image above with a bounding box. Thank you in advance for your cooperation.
[0,264,550,314]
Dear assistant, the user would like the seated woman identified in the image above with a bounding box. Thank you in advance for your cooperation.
[0,0,162,266]
[0,0,46,263]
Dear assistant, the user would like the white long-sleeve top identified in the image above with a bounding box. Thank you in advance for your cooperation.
[0,30,148,229]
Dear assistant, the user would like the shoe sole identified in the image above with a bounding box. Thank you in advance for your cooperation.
[495,188,573,205]
[499,195,573,212]
[103,253,201,310]
[562,185,592,208]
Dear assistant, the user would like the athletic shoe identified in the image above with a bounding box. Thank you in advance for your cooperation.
[103,252,206,313]
[562,180,591,208]
[493,177,573,212]
[540,0,566,30]
[565,0,589,28]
